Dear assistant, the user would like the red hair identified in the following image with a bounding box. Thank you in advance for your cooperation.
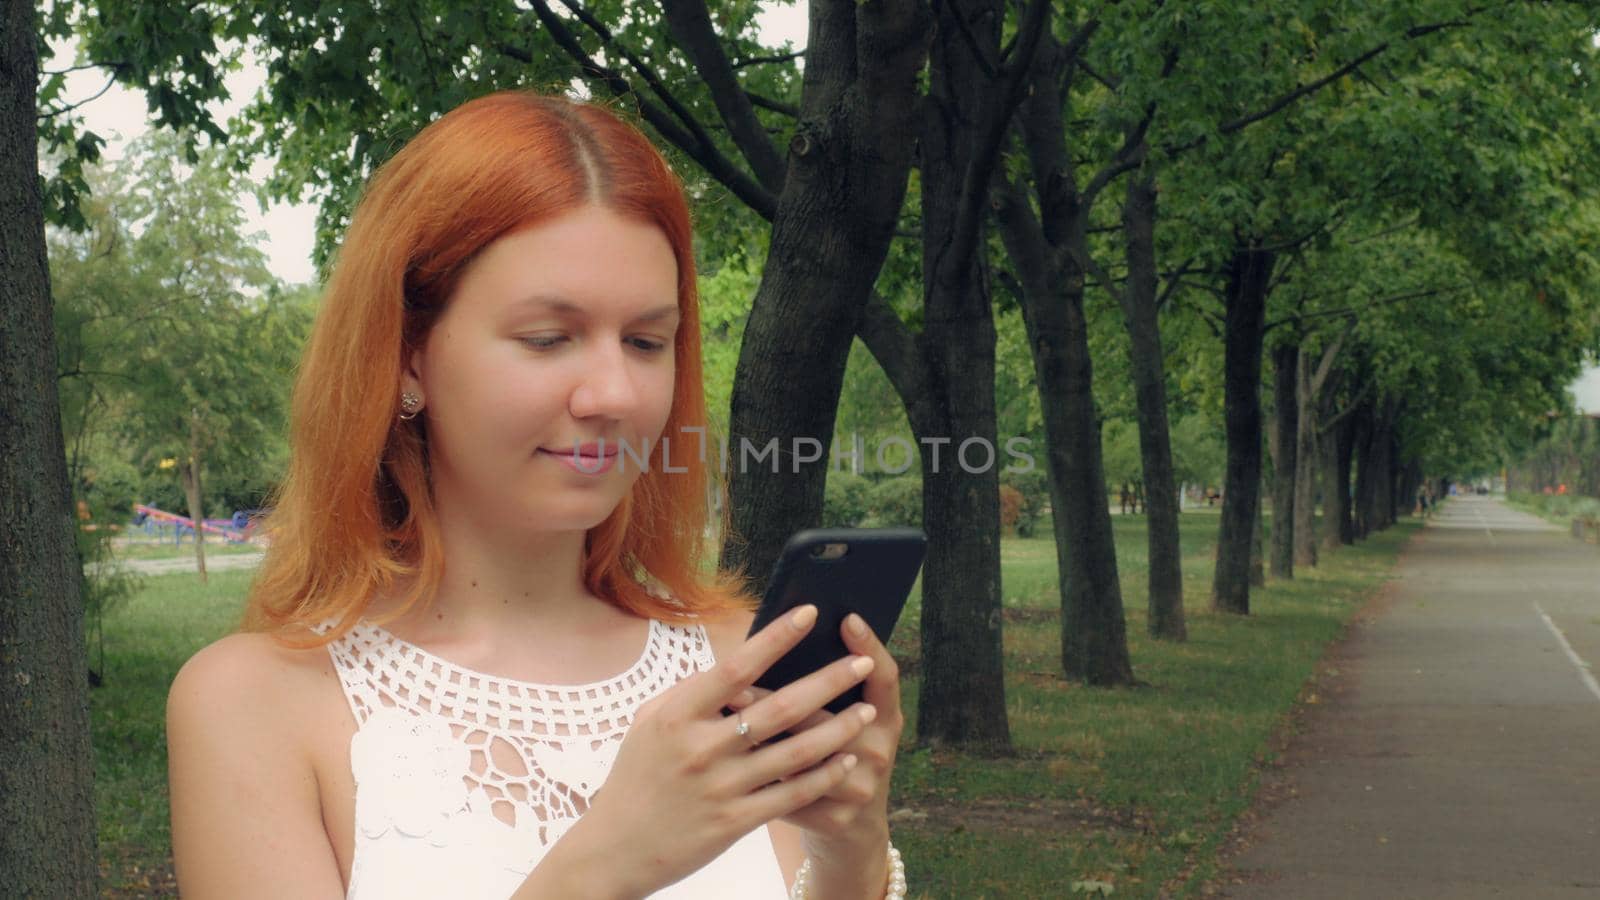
[242,91,754,647]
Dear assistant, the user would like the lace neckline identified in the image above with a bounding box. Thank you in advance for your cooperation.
[354,616,664,695]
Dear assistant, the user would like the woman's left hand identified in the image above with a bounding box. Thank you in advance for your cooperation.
[726,612,903,857]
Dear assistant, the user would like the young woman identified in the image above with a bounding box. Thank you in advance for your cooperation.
[166,91,908,899]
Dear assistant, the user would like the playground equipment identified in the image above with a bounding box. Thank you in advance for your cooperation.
[130,504,262,545]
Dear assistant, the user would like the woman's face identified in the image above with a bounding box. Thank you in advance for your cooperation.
[405,204,680,536]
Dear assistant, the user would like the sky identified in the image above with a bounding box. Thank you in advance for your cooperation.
[40,4,1600,408]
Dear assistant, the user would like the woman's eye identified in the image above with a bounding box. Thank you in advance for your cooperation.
[629,337,668,353]
[520,335,567,350]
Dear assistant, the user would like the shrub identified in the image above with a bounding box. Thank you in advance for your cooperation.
[862,476,923,528]
[1001,468,1050,537]
[999,484,1025,535]
[823,470,873,527]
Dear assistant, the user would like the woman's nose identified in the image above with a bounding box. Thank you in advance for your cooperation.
[569,341,640,419]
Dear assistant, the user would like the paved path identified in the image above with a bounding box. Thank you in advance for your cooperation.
[1223,496,1600,898]
[91,550,263,577]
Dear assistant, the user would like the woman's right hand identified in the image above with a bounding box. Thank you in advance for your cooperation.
[533,605,878,898]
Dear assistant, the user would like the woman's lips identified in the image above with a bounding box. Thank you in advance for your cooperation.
[539,448,617,474]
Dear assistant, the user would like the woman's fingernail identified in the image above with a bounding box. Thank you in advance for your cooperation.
[848,614,869,638]
[858,704,878,725]
[790,605,817,630]
[850,656,875,677]
[842,754,859,771]
[732,688,755,707]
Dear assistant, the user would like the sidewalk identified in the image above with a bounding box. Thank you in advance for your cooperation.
[90,550,263,577]
[1220,496,1600,898]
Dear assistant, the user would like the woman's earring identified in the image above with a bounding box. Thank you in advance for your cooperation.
[399,391,423,421]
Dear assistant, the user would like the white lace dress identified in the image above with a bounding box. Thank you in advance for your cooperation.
[320,616,790,899]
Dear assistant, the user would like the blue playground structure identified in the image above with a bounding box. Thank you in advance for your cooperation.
[129,504,264,546]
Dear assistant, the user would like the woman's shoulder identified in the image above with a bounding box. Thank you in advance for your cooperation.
[177,627,336,682]
[167,629,339,740]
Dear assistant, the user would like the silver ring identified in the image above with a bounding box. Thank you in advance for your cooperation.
[735,710,761,749]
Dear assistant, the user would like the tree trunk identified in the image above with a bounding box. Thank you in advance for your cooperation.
[1119,174,1185,641]
[1357,402,1396,534]
[1319,413,1353,551]
[899,0,1010,751]
[720,2,930,588]
[1268,343,1298,580]
[991,29,1132,685]
[1335,411,1356,544]
[1352,402,1376,540]
[1212,247,1275,614]
[855,0,1053,747]
[0,1,100,890]
[182,417,209,583]
[1292,350,1319,567]
[1026,288,1132,684]
[1250,478,1267,588]
[1372,410,1396,530]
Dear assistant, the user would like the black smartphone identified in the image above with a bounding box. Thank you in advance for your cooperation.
[745,527,927,720]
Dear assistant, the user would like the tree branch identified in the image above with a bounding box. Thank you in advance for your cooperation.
[1345,214,1421,246]
[745,90,799,119]
[1156,256,1199,313]
[1165,16,1480,157]
[945,0,1000,79]
[856,292,931,406]
[1320,378,1377,434]
[990,172,1059,303]
[1074,56,1119,91]
[1081,44,1176,210]
[43,62,125,76]
[947,0,1053,274]
[37,74,119,119]
[661,0,787,193]
[1265,285,1464,330]
[516,0,779,219]
[1308,317,1356,398]
[731,50,806,69]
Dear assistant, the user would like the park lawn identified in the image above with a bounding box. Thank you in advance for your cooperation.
[885,515,1413,897]
[91,569,254,895]
[90,514,1412,897]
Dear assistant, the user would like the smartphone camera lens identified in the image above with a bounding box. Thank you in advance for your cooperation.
[810,542,849,561]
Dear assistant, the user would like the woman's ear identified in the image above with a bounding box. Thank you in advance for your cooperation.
[401,344,425,398]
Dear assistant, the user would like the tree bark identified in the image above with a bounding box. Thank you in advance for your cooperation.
[1352,401,1376,540]
[992,27,1133,685]
[1292,350,1319,567]
[1356,401,1398,534]
[720,1,930,587]
[987,192,1133,683]
[1212,247,1275,614]
[1319,411,1355,551]
[0,0,100,891]
[1021,281,1132,683]
[1268,343,1298,580]
[1250,480,1266,588]
[1372,407,1396,530]
[853,0,1037,752]
[1119,174,1185,641]
[182,417,209,583]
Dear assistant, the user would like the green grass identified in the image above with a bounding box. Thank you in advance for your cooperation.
[884,513,1413,897]
[1503,490,1600,526]
[90,516,1413,897]
[92,570,253,895]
